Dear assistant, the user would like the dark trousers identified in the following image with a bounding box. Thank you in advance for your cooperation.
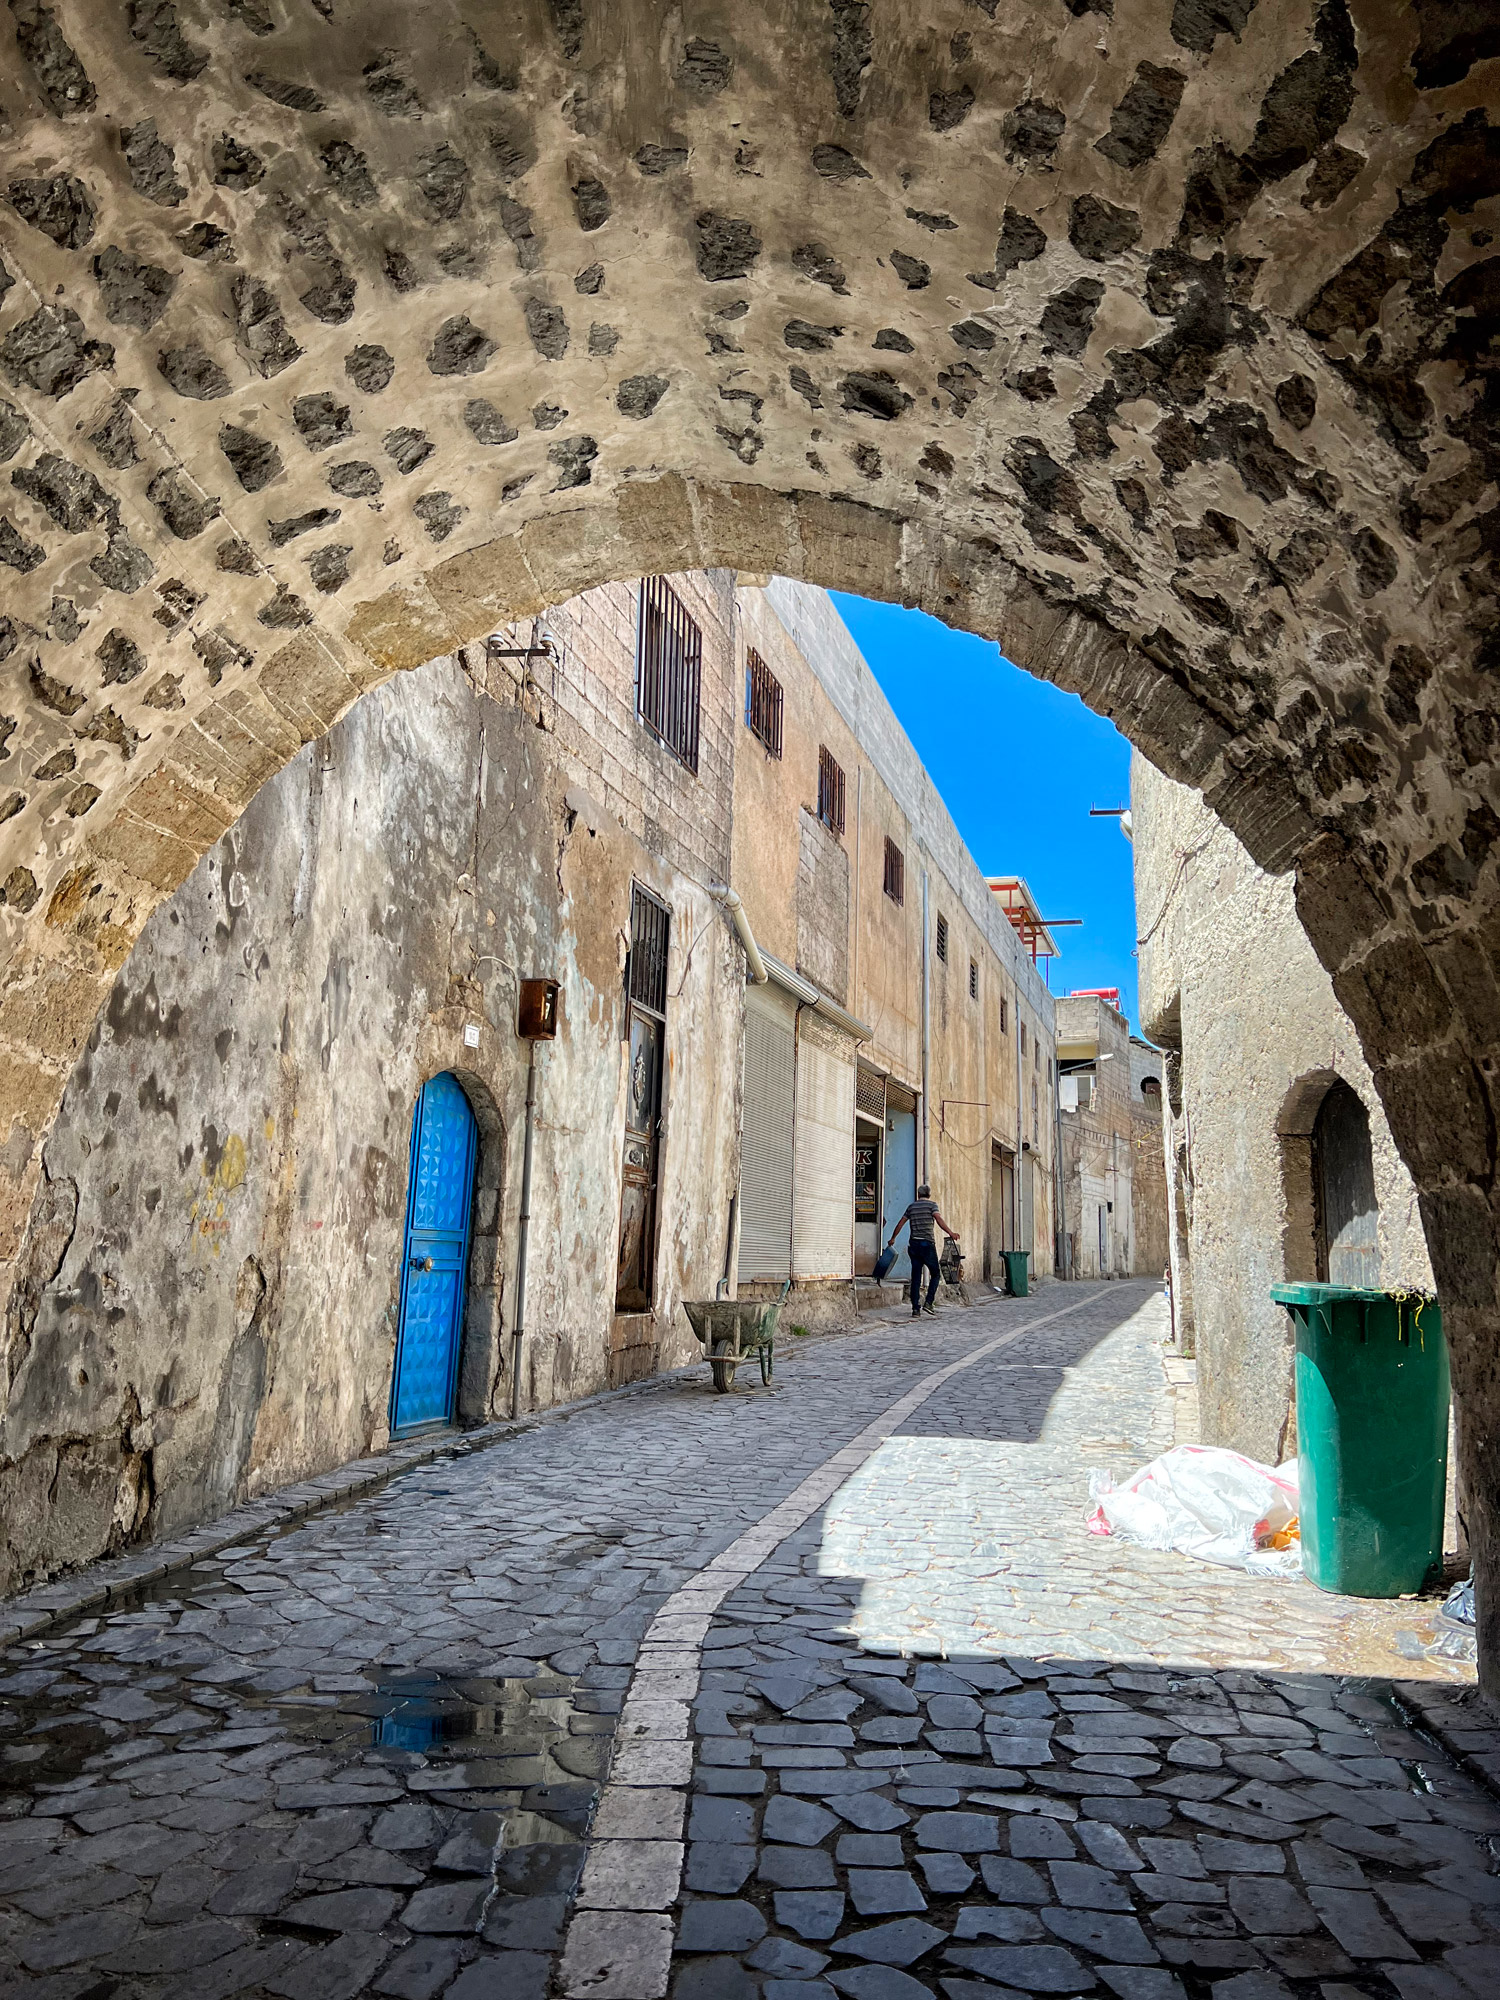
[909,1240,941,1313]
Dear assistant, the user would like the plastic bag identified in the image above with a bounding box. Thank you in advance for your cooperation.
[1087,1445,1301,1575]
[1441,1572,1475,1629]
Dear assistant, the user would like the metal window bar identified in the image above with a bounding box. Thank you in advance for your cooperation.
[818,746,845,834]
[935,914,948,962]
[969,958,979,1000]
[636,576,702,773]
[883,838,904,905]
[745,648,783,757]
[1000,996,1008,1033]
[856,1064,888,1120]
[628,883,671,1017]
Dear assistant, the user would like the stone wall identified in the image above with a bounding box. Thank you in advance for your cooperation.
[1133,750,1434,1464]
[0,592,745,1598]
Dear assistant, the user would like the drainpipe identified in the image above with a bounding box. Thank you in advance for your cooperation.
[1015,980,1024,1252]
[920,870,931,1184]
[707,882,768,984]
[509,1041,539,1420]
[1054,1061,1068,1279]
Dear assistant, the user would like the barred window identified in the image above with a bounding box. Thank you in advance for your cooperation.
[628,883,670,1016]
[883,837,904,905]
[745,647,783,757]
[935,914,948,963]
[969,958,979,1000]
[1020,1020,1028,1057]
[1000,996,1009,1033]
[817,746,845,835]
[636,576,702,773]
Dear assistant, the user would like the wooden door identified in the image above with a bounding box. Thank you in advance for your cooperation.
[616,885,669,1312]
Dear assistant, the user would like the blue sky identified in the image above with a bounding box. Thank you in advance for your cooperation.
[831,592,1142,1032]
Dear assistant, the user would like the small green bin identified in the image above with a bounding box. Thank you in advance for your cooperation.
[1271,1282,1448,1598]
[1001,1250,1030,1299]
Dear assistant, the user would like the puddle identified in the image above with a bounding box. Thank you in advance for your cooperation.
[0,1500,615,1855]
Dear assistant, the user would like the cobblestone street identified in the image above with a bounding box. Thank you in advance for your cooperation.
[2,1283,1495,2000]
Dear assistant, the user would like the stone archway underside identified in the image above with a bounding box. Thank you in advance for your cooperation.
[1,1,1499,1670]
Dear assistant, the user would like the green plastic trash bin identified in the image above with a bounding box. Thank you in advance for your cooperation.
[1271,1282,1448,1598]
[1001,1250,1030,1298]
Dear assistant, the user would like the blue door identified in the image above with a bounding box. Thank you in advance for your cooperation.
[391,1074,477,1436]
[882,1104,917,1287]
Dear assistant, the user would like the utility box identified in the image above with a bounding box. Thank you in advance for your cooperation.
[518,979,562,1040]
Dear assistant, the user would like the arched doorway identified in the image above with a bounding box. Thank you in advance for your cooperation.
[1312,1079,1380,1290]
[390,1073,478,1437]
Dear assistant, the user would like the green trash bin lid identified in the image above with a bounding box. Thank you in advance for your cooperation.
[1270,1281,1436,1305]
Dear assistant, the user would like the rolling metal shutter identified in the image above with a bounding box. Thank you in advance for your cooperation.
[792,1026,856,1280]
[739,984,797,1280]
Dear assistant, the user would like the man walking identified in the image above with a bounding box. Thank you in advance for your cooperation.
[887,1184,960,1318]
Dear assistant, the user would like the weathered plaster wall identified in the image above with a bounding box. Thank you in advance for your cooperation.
[1057,994,1141,1281]
[0,613,744,1598]
[1133,749,1434,1464]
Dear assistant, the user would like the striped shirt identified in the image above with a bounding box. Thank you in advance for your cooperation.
[903,1198,939,1246]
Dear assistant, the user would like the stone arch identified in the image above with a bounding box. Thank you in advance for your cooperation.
[0,1,1495,1677]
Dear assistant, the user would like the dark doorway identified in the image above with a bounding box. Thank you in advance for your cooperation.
[616,883,670,1312]
[1314,1079,1380,1287]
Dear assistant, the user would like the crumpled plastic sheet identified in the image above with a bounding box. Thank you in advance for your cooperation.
[1087,1444,1302,1578]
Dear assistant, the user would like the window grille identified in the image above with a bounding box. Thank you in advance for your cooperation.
[1020,1021,1028,1057]
[856,1064,887,1120]
[817,746,845,834]
[969,958,979,1000]
[935,914,948,962]
[883,837,904,905]
[745,647,783,758]
[1000,997,1008,1033]
[628,883,670,1017]
[636,576,702,773]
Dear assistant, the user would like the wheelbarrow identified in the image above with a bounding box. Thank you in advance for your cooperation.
[683,1281,790,1392]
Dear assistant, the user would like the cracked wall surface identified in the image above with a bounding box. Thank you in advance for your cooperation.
[0,3,1497,1669]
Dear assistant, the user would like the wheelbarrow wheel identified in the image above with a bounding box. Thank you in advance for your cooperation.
[759,1341,774,1385]
[710,1338,738,1393]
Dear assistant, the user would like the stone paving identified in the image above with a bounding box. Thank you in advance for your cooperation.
[0,1281,1494,2000]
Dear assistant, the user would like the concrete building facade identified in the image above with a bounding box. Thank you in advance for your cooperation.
[0,572,1055,1598]
[1055,993,1165,1282]
[1132,752,1435,1467]
[731,580,1056,1320]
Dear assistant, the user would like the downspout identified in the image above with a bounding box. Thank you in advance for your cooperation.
[1054,1056,1068,1279]
[1015,978,1024,1252]
[920,869,931,1185]
[707,882,768,984]
[509,1039,539,1421]
[852,768,863,1283]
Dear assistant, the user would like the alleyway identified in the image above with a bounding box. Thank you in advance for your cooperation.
[1,1286,1494,2000]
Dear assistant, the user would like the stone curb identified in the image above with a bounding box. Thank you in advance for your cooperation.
[0,1298,949,1651]
[1394,1673,1500,1800]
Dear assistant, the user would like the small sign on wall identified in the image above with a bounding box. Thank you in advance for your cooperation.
[463,1022,481,1048]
